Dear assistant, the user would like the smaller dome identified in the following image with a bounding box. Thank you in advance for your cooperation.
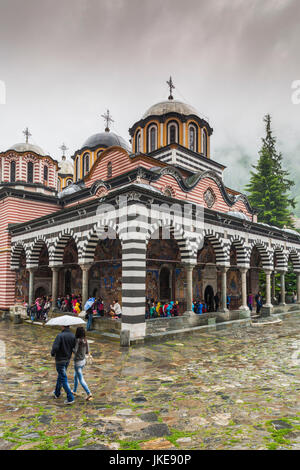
[9,142,46,156]
[143,100,200,119]
[82,131,130,151]
[59,157,74,175]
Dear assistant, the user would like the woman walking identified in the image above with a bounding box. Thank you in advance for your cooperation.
[72,327,92,401]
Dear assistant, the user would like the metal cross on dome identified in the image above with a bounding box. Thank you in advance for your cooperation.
[59,143,68,157]
[23,127,32,144]
[166,76,175,100]
[101,109,114,132]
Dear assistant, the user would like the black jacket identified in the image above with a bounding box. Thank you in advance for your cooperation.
[51,328,76,363]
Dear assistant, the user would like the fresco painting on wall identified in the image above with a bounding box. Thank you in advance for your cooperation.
[197,240,216,265]
[94,238,122,262]
[89,263,122,310]
[15,251,29,302]
[147,238,180,261]
[146,269,159,300]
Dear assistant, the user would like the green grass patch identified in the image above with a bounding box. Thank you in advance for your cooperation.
[167,429,197,447]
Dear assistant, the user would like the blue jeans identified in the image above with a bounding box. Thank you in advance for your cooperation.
[54,361,74,402]
[87,313,93,331]
[73,364,90,395]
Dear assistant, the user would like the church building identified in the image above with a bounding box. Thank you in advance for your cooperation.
[1,79,300,341]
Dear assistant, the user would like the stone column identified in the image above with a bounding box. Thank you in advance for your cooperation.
[296,272,300,305]
[51,267,60,310]
[279,271,286,306]
[239,267,249,310]
[184,263,195,315]
[262,269,273,315]
[80,264,92,307]
[220,266,229,312]
[28,268,35,306]
[271,271,276,304]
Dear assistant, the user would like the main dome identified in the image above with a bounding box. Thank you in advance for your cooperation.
[9,142,46,156]
[82,131,130,151]
[142,100,200,119]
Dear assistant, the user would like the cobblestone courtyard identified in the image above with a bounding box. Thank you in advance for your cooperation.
[0,315,299,450]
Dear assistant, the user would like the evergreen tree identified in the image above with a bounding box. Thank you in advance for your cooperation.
[245,114,296,228]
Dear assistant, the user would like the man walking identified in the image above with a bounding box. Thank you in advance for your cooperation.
[51,325,76,404]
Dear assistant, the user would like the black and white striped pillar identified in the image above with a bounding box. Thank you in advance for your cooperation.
[121,238,147,340]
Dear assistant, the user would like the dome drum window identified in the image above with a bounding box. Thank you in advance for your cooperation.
[188,124,198,152]
[43,165,48,182]
[202,129,208,157]
[10,161,16,183]
[135,130,141,153]
[27,161,34,183]
[148,125,157,153]
[82,153,90,177]
[167,121,179,145]
[75,157,80,181]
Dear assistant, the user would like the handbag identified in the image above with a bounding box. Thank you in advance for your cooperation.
[86,353,93,365]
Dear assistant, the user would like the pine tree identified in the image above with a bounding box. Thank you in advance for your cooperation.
[245,114,296,228]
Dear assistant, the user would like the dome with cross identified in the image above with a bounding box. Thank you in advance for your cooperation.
[82,131,130,151]
[9,142,46,156]
[142,99,200,119]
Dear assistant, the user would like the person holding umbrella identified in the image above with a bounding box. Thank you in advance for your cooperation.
[84,297,95,331]
[48,315,86,404]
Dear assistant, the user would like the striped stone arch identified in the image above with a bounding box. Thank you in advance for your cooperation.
[272,244,288,271]
[50,229,81,266]
[248,239,273,269]
[10,242,29,270]
[27,236,50,268]
[146,219,196,263]
[287,248,300,272]
[80,219,120,264]
[228,235,249,267]
[196,228,230,266]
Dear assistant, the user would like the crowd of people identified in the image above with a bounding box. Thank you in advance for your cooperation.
[145,292,222,318]
[26,289,278,327]
[26,296,52,322]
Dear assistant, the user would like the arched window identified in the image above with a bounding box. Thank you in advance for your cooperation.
[148,125,157,152]
[188,124,197,152]
[167,121,179,145]
[43,165,48,182]
[75,156,79,181]
[97,150,103,159]
[107,161,112,178]
[27,162,34,183]
[135,130,141,153]
[202,129,208,156]
[82,153,89,177]
[10,161,16,183]
[67,179,73,186]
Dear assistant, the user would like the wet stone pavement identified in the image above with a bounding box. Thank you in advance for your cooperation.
[0,315,299,450]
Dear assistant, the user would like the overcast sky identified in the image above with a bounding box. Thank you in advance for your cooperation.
[0,0,300,207]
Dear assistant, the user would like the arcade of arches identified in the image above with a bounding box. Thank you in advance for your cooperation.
[14,235,300,315]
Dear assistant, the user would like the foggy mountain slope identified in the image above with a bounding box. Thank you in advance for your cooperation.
[215,144,300,218]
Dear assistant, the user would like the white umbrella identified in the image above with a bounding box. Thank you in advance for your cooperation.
[45,315,86,326]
